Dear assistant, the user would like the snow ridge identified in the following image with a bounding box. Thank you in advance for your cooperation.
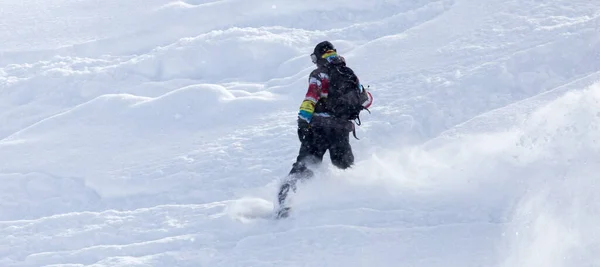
[1,0,599,266]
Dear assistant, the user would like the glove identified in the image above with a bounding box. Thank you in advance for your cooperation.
[297,118,312,143]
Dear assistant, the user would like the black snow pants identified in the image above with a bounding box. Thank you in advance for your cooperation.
[278,119,354,206]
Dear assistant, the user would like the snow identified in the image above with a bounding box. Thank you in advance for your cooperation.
[1,0,599,266]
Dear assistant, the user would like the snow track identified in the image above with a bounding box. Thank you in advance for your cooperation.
[1,0,599,266]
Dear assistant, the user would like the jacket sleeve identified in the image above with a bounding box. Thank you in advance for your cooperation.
[298,74,322,123]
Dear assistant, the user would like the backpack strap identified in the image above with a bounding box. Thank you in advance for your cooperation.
[350,119,360,140]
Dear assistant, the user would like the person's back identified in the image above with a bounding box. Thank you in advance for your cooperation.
[275,41,373,218]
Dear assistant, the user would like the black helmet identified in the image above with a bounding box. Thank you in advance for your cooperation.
[311,41,336,64]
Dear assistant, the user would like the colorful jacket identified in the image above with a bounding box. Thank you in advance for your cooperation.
[298,65,373,123]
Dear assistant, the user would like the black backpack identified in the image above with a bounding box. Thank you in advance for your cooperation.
[326,64,370,123]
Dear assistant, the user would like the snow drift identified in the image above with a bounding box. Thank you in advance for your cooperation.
[1,0,599,266]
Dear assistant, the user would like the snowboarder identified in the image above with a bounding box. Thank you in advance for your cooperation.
[276,41,373,218]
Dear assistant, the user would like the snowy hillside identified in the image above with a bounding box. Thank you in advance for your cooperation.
[1,0,599,266]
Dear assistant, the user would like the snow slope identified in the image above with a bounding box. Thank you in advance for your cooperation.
[1,0,599,266]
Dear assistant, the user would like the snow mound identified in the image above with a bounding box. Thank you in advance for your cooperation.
[120,27,311,83]
[1,0,600,266]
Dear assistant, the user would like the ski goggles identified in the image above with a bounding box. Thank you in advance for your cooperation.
[311,50,338,63]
